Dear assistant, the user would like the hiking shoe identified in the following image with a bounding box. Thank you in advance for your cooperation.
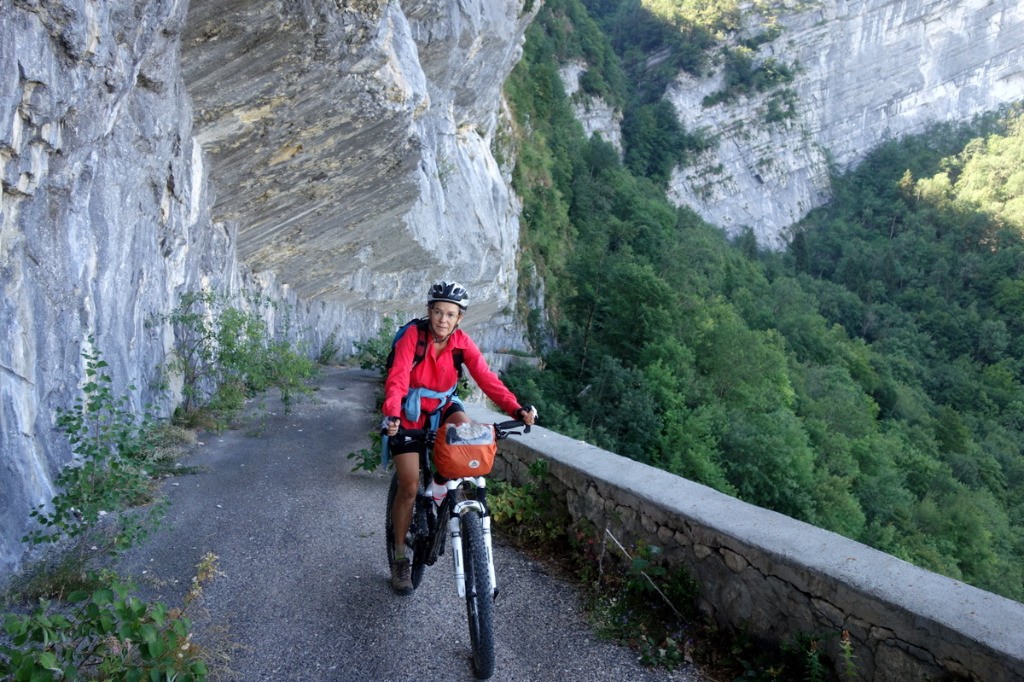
[391,557,413,595]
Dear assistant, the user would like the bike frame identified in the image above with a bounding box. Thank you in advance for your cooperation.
[388,419,527,596]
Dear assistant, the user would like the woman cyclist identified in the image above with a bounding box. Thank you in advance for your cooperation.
[382,280,536,594]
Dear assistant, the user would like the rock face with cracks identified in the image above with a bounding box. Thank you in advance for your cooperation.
[0,0,536,576]
[180,0,536,334]
[554,2,1024,249]
[664,0,1024,248]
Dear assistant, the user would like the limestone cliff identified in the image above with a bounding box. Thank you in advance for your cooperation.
[180,0,536,337]
[665,0,1024,248]
[0,0,536,575]
[559,61,623,155]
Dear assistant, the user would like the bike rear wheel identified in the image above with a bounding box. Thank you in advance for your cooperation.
[385,473,426,588]
[461,511,495,679]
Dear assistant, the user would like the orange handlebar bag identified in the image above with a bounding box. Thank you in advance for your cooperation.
[434,421,498,478]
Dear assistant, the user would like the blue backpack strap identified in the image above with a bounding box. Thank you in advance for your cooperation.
[384,318,430,377]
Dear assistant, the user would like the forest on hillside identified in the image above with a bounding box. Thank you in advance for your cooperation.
[501,0,1024,602]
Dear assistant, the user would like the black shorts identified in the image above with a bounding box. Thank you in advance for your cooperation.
[388,401,464,458]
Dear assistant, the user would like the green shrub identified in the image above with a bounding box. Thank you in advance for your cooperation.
[0,555,219,681]
[489,459,565,544]
[162,290,220,416]
[317,328,342,365]
[353,317,400,376]
[24,342,165,563]
[265,338,317,412]
[163,290,316,423]
[583,538,698,671]
[346,432,383,472]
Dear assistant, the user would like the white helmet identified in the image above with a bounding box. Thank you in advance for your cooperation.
[427,281,469,310]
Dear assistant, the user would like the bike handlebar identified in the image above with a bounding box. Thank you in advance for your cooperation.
[496,419,532,436]
[383,419,532,441]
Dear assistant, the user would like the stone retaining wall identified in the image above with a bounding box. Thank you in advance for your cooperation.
[472,409,1024,681]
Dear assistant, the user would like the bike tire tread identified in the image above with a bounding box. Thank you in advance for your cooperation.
[462,511,495,679]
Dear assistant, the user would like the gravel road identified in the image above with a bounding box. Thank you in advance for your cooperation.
[118,366,707,682]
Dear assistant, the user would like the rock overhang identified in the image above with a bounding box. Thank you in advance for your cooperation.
[181,1,432,303]
[179,0,537,319]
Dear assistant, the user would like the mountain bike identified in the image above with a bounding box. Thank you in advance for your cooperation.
[384,417,531,680]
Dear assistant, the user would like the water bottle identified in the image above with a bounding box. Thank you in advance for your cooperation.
[428,478,448,506]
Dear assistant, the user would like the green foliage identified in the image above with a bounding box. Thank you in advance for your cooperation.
[779,109,1024,597]
[790,635,828,682]
[719,628,864,682]
[505,15,583,298]
[581,536,700,672]
[508,0,1024,602]
[353,316,400,376]
[4,561,120,608]
[264,336,318,411]
[346,431,383,473]
[622,100,703,182]
[24,342,165,562]
[0,555,218,681]
[702,49,797,109]
[316,328,342,365]
[346,318,402,470]
[580,0,726,184]
[488,459,565,544]
[763,88,799,123]
[948,106,1024,229]
[839,630,858,681]
[163,290,316,424]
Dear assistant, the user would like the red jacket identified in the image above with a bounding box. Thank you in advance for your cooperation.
[383,325,522,428]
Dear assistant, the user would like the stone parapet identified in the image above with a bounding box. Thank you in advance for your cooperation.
[470,407,1024,681]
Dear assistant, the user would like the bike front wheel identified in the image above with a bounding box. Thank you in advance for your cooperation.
[461,511,495,679]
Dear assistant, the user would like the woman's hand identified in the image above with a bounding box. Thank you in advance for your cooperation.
[516,405,538,426]
[381,416,400,436]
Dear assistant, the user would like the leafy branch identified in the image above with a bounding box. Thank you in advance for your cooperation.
[24,340,165,564]
[1,554,220,681]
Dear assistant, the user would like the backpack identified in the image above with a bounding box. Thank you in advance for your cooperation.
[384,318,464,380]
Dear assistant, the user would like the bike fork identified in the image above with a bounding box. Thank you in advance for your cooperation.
[481,514,498,599]
[450,505,498,599]
[450,514,467,598]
